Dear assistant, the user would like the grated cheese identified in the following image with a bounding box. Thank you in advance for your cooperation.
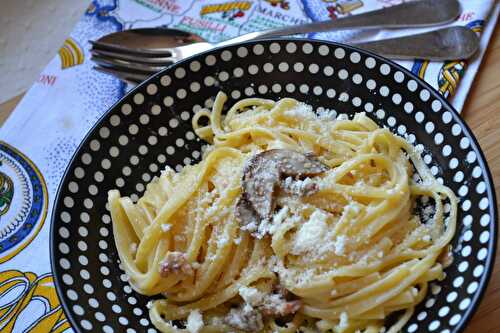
[284,103,316,120]
[186,309,204,333]
[345,201,361,214]
[239,286,264,307]
[334,235,347,256]
[206,204,219,216]
[273,206,290,225]
[217,232,230,247]
[336,112,349,120]
[225,303,263,331]
[316,108,337,120]
[262,293,289,314]
[241,221,258,233]
[335,202,361,230]
[160,166,176,178]
[339,312,349,328]
[269,206,290,235]
[283,177,316,196]
[292,209,329,255]
[161,224,172,232]
[255,218,273,239]
[129,243,137,255]
[238,285,294,318]
[421,205,435,223]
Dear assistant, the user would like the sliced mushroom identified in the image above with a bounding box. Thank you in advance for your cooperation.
[242,159,280,222]
[235,198,259,232]
[261,149,328,177]
[237,149,328,230]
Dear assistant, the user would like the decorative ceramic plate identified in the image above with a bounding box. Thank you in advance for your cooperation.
[51,39,497,333]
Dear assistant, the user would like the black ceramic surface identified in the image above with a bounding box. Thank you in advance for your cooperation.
[51,39,497,333]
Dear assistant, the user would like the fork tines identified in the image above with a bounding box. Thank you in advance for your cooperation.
[90,39,177,84]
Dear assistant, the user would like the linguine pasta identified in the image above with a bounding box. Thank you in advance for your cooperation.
[108,92,457,333]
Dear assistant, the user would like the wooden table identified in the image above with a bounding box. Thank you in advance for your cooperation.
[1,23,499,333]
[459,21,500,333]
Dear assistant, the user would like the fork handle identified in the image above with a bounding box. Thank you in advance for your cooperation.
[217,0,459,47]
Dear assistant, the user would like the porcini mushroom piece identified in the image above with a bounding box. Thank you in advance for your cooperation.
[242,160,280,222]
[235,198,259,232]
[259,149,328,177]
[237,149,328,226]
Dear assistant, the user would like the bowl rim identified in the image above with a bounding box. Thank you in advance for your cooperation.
[50,37,498,333]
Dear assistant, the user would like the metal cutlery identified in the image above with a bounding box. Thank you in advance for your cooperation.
[92,26,479,85]
[89,0,472,84]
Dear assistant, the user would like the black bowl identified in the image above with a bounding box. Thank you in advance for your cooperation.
[51,39,497,333]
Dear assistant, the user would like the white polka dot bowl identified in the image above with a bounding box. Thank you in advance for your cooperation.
[51,39,497,333]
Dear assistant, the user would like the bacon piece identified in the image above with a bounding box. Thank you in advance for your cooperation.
[261,299,302,317]
[225,304,264,332]
[159,252,194,277]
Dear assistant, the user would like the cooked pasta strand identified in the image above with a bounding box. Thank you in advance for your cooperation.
[109,92,457,333]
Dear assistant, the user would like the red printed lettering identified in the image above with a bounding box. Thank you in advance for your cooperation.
[37,74,57,86]
[458,12,475,22]
[179,16,226,33]
[140,0,181,14]
[257,6,309,25]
